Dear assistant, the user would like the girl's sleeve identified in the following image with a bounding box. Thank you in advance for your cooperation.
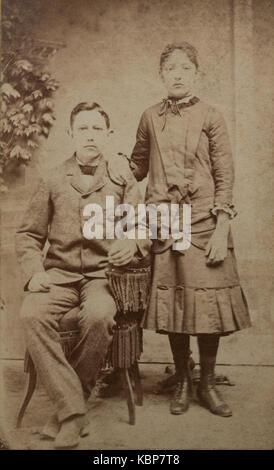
[207,108,237,219]
[122,172,152,259]
[130,111,150,182]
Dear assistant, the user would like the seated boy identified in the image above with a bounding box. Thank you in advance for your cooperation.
[15,101,150,448]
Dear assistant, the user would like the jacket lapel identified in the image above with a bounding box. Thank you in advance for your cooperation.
[66,154,107,196]
[151,101,209,197]
[151,105,186,196]
[151,107,172,169]
[183,101,209,195]
[185,101,209,157]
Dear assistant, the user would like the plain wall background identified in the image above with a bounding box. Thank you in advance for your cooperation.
[1,0,273,362]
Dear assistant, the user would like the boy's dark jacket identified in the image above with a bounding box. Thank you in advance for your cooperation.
[15,155,151,289]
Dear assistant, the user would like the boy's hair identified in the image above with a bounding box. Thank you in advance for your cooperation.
[160,42,199,71]
[70,102,110,129]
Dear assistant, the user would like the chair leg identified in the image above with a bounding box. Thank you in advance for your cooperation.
[16,358,37,428]
[131,361,143,406]
[123,368,135,425]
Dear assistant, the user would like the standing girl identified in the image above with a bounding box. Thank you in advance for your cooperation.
[109,42,251,417]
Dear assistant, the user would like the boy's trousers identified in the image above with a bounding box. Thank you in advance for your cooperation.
[20,278,116,423]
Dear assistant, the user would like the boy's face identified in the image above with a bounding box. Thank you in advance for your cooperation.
[70,109,111,164]
[161,49,197,99]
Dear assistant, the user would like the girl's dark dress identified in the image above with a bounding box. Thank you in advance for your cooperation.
[129,97,251,335]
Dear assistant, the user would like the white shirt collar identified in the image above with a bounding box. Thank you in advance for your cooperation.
[167,94,194,104]
[75,154,98,167]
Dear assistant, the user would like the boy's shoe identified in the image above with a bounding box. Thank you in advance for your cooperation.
[54,415,89,449]
[41,413,60,440]
[42,413,90,440]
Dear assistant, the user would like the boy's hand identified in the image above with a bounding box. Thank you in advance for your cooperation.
[28,272,52,292]
[108,154,131,185]
[108,239,138,266]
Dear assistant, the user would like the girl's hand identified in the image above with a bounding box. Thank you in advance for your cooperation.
[108,154,131,185]
[205,211,230,265]
[205,229,229,264]
[108,239,138,266]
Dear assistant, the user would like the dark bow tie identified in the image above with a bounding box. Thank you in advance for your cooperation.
[79,165,97,175]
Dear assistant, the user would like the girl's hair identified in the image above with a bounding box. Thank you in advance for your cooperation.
[160,42,199,71]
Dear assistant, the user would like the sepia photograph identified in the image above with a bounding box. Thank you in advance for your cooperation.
[0,0,273,452]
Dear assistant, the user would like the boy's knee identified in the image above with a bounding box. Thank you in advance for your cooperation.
[79,299,116,330]
[20,293,50,324]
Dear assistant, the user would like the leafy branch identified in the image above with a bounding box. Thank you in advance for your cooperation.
[1,1,60,192]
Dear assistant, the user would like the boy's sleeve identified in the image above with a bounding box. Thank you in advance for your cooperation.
[15,177,52,289]
[130,111,150,182]
[122,172,152,259]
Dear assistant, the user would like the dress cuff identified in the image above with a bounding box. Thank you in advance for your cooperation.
[211,204,237,219]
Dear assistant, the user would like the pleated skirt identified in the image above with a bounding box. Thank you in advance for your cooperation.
[141,244,251,335]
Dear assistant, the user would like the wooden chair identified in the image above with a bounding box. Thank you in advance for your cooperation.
[16,306,143,428]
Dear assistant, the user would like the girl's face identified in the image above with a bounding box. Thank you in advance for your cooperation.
[160,49,197,99]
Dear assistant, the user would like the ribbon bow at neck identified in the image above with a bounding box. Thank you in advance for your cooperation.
[158,96,200,130]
